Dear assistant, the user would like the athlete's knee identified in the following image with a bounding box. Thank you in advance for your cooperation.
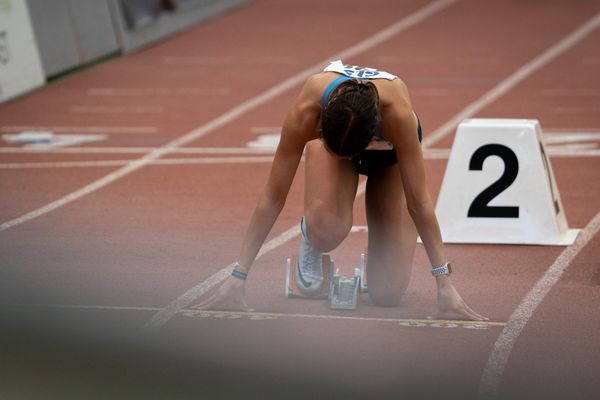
[367,271,409,307]
[368,285,406,307]
[305,210,351,252]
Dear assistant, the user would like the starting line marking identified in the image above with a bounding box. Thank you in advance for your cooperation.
[34,303,504,330]
[178,309,505,330]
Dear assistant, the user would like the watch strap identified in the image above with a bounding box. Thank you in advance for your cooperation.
[431,262,452,277]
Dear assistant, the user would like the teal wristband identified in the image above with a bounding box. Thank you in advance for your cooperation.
[231,269,247,280]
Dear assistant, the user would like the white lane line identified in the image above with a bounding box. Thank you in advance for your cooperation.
[543,131,600,144]
[0,157,276,169]
[5,147,600,170]
[0,0,455,231]
[423,12,600,147]
[0,147,274,154]
[0,126,158,134]
[477,211,600,400]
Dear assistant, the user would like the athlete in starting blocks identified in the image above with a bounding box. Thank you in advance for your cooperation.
[194,60,488,321]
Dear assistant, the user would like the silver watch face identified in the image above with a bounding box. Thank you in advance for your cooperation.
[432,263,451,276]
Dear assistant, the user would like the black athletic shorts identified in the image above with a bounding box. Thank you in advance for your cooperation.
[350,116,423,176]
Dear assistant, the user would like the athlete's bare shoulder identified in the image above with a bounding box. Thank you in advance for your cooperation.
[302,72,341,97]
[374,77,412,111]
[291,72,340,116]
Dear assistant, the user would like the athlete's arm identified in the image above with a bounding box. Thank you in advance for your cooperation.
[381,79,488,321]
[193,76,322,311]
[235,76,322,273]
[380,79,446,268]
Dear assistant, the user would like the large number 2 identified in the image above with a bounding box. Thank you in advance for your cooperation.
[468,144,519,218]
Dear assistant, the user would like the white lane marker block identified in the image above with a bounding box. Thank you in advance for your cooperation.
[2,131,107,148]
[246,133,280,149]
[435,119,580,245]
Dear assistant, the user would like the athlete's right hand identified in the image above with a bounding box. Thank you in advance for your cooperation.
[192,276,254,312]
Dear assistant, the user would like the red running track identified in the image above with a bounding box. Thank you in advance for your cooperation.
[1,1,599,399]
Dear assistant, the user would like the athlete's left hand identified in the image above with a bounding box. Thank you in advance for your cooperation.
[191,275,254,312]
[436,277,488,321]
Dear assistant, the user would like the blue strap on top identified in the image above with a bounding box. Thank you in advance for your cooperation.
[321,75,352,108]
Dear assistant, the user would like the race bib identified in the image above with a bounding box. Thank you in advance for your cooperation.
[323,60,397,80]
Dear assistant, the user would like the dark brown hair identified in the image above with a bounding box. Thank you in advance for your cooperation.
[320,79,380,158]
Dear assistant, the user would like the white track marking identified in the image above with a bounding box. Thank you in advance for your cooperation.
[87,88,231,96]
[477,211,600,400]
[1,126,157,134]
[0,156,276,169]
[2,132,107,148]
[181,310,505,328]
[543,131,600,144]
[34,304,506,328]
[0,147,274,154]
[250,126,281,134]
[423,12,600,147]
[0,0,455,231]
[5,146,600,170]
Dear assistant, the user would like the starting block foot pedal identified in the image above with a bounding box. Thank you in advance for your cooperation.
[329,267,361,310]
[285,255,334,299]
[358,250,368,293]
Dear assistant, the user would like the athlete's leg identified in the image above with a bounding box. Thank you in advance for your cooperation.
[296,139,359,295]
[365,164,418,306]
[303,139,359,252]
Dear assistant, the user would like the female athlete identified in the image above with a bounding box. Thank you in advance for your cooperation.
[195,60,487,321]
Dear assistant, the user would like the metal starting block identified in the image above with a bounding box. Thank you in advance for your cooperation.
[329,268,361,310]
[284,251,369,310]
[284,255,334,299]
[358,251,368,293]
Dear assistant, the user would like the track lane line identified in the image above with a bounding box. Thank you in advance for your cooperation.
[423,12,600,148]
[3,146,600,169]
[477,211,600,400]
[0,0,456,233]
[0,156,277,169]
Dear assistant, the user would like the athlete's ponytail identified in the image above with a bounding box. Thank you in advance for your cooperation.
[320,79,379,158]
